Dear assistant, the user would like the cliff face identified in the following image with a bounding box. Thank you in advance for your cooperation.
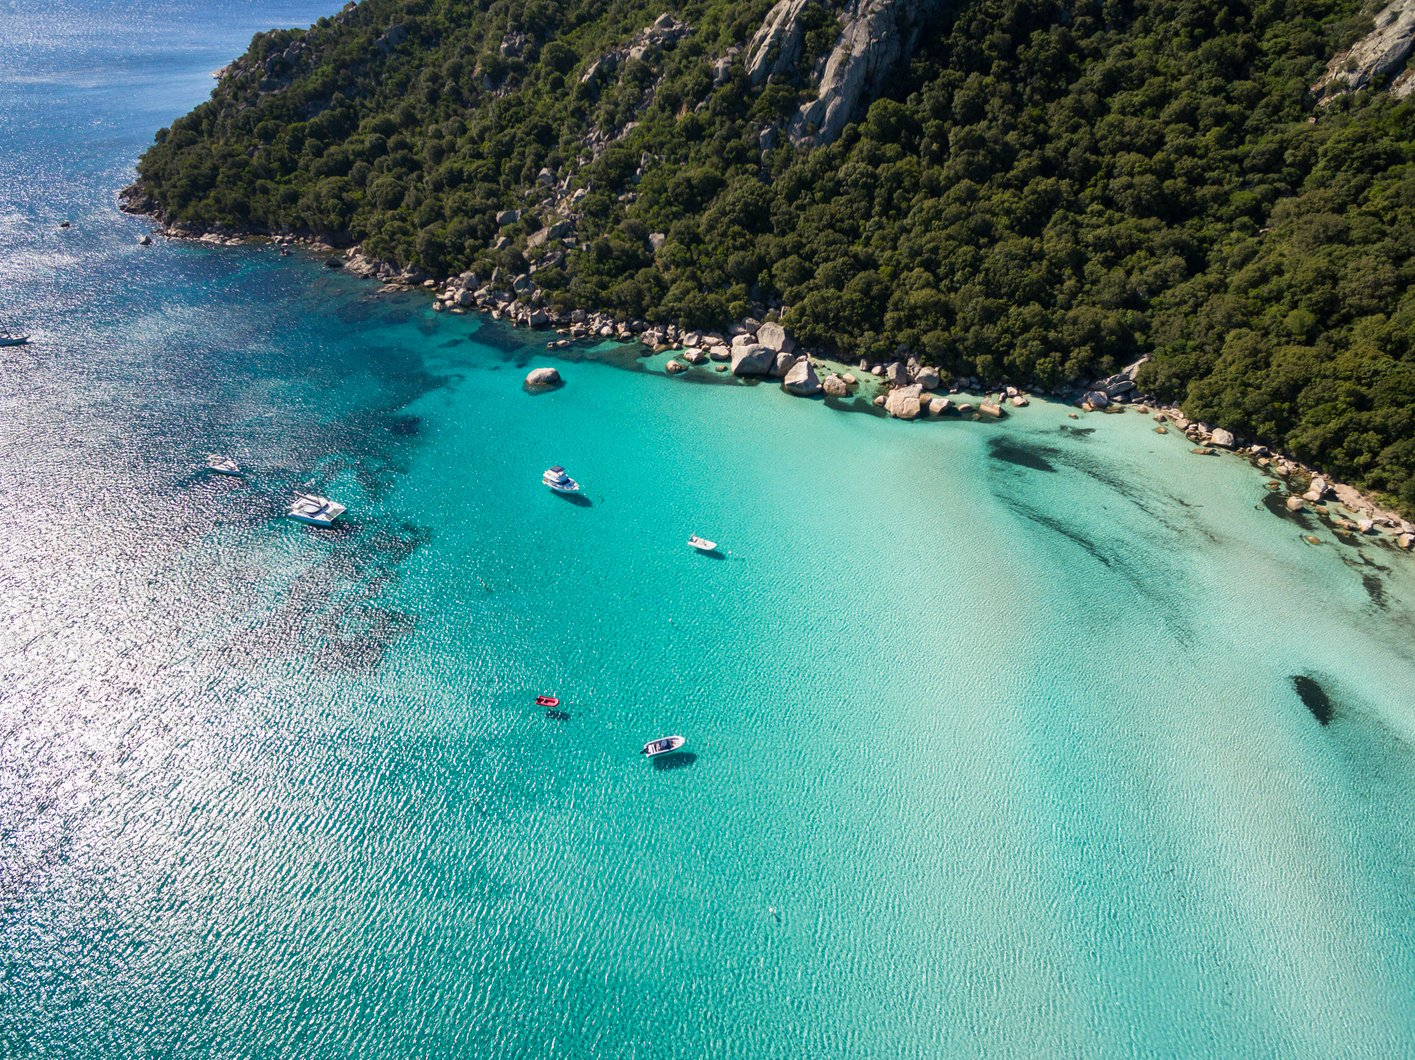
[746,0,951,145]
[1314,0,1415,101]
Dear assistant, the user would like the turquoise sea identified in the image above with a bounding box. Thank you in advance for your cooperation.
[3,3,1415,1056]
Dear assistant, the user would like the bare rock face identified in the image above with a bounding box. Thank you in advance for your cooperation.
[1315,1,1415,101]
[786,0,950,146]
[746,0,816,85]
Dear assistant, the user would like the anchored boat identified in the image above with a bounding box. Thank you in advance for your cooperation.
[542,465,581,493]
[535,695,560,708]
[0,332,30,347]
[687,535,718,553]
[287,493,345,526]
[206,454,242,476]
[642,735,686,758]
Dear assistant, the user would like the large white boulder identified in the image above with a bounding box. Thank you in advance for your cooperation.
[782,358,822,396]
[1210,427,1236,449]
[884,384,923,420]
[524,366,562,389]
[731,344,776,376]
[756,321,796,354]
[916,366,940,390]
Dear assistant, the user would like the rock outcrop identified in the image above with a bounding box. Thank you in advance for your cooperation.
[784,0,950,146]
[746,0,815,85]
[1315,1,1415,101]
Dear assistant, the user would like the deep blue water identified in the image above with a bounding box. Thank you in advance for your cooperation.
[3,4,1415,1057]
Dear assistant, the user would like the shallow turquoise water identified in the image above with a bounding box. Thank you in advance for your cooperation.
[3,4,1415,1057]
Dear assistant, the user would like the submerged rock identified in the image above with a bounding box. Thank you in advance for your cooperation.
[1292,675,1334,725]
[524,366,563,389]
[666,359,688,375]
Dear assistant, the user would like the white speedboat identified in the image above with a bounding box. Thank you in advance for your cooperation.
[687,535,718,553]
[0,333,30,347]
[542,465,581,493]
[287,493,345,526]
[206,454,242,476]
[642,735,686,758]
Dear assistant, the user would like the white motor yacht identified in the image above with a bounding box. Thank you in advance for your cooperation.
[642,735,686,758]
[287,493,346,526]
[687,535,718,553]
[542,465,581,493]
[206,454,242,476]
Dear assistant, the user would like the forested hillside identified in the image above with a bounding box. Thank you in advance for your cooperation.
[127,0,1415,510]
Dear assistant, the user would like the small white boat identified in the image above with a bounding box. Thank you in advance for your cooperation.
[687,535,718,553]
[0,333,30,347]
[287,493,345,526]
[206,454,242,476]
[542,465,581,493]
[642,735,686,758]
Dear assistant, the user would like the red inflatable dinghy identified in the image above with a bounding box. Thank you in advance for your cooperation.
[535,695,560,708]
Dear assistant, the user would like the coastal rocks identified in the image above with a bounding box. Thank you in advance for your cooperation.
[885,361,908,386]
[1009,395,1030,408]
[915,366,940,390]
[708,344,732,362]
[1286,496,1306,512]
[730,344,776,376]
[822,373,850,397]
[682,347,708,365]
[524,367,563,390]
[979,400,1004,418]
[666,359,688,375]
[1305,477,1330,502]
[927,396,953,416]
[782,357,822,396]
[772,350,798,377]
[1083,390,1111,409]
[756,321,796,354]
[1314,1,1415,102]
[884,384,923,420]
[1210,427,1236,449]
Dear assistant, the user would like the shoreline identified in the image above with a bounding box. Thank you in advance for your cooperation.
[123,203,1415,551]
